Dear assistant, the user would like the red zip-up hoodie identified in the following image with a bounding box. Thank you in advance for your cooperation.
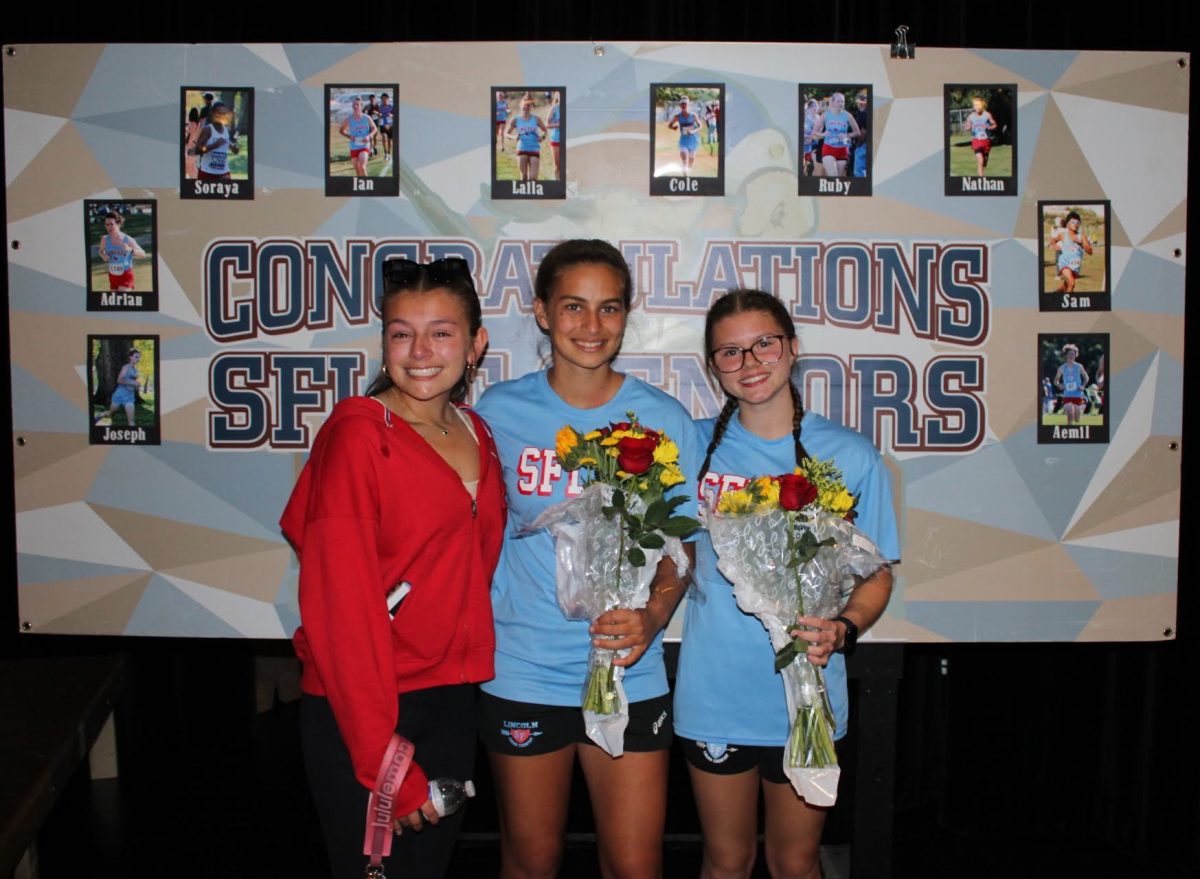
[281,397,505,816]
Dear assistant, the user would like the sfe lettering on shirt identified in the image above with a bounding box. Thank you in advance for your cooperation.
[514,448,586,497]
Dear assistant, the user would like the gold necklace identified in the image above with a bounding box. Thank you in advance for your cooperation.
[408,419,452,437]
[388,389,454,436]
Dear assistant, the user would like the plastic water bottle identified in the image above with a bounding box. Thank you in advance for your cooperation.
[428,778,476,818]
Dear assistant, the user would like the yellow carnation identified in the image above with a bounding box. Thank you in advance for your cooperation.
[652,438,679,466]
[830,489,855,515]
[555,426,579,462]
[659,462,685,487]
[752,476,781,507]
[583,430,603,441]
[716,488,757,515]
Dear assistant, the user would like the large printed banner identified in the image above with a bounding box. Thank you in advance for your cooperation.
[5,43,1185,641]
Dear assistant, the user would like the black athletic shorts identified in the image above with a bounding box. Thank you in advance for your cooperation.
[479,691,672,755]
[678,735,790,784]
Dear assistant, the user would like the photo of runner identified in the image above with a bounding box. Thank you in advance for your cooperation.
[650,83,724,196]
[490,86,565,199]
[944,85,1016,196]
[325,85,399,197]
[798,84,873,196]
[180,87,253,200]
[83,199,158,311]
[1039,201,1111,311]
[88,335,161,445]
[1037,333,1109,444]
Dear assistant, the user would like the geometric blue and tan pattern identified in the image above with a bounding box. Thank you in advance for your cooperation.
[5,43,1184,640]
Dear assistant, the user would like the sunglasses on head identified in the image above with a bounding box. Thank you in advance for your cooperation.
[382,257,473,289]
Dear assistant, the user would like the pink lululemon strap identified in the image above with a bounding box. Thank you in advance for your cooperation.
[363,733,415,867]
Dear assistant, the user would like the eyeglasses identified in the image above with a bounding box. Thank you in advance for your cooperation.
[382,257,474,290]
[709,335,788,373]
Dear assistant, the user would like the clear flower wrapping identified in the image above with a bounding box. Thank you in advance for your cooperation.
[706,466,887,805]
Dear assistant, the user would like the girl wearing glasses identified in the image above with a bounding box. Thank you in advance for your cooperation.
[675,289,898,879]
[474,239,701,879]
[282,258,505,879]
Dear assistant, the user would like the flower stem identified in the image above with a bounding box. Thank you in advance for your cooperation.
[787,665,838,768]
[582,649,620,715]
[784,511,808,662]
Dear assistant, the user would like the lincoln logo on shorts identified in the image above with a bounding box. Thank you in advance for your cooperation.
[700,741,736,764]
[501,720,542,748]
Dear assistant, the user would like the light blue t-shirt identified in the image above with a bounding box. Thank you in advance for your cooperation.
[823,109,852,148]
[968,111,992,140]
[514,115,541,153]
[346,115,372,150]
[103,233,136,273]
[675,411,900,745]
[1057,231,1085,273]
[1059,361,1085,397]
[475,370,702,706]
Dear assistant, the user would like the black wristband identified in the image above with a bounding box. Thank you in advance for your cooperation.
[833,615,858,655]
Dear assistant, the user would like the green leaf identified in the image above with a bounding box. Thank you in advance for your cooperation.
[611,489,626,510]
[627,546,647,567]
[601,505,616,518]
[623,513,643,533]
[773,639,800,672]
[663,494,688,510]
[773,637,810,672]
[644,499,670,528]
[638,533,665,549]
[791,529,836,565]
[797,530,836,552]
[661,515,701,537]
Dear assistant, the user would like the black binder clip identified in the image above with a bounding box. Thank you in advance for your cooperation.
[891,25,915,59]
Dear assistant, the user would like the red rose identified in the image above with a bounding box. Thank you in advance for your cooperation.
[616,434,658,474]
[777,473,817,511]
[610,421,631,432]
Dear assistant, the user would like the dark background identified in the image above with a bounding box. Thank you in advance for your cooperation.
[2,3,1196,876]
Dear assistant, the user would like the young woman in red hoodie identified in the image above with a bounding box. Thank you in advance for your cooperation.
[281,257,505,878]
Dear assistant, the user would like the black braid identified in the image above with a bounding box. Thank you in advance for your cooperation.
[698,397,739,481]
[789,382,812,467]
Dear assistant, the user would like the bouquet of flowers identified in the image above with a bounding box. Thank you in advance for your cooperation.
[707,457,887,805]
[531,411,698,755]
